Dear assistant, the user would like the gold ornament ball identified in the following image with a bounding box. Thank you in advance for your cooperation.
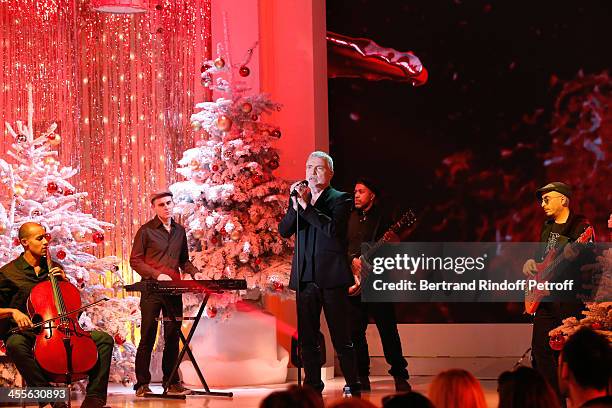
[249,213,261,224]
[43,156,57,166]
[191,121,202,131]
[238,252,249,263]
[216,115,232,132]
[14,184,26,196]
[190,159,200,170]
[214,57,225,69]
[0,222,6,234]
[192,229,204,239]
[72,230,87,242]
[230,230,241,241]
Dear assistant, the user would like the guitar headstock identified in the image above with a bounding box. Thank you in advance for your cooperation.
[389,210,417,235]
[576,226,595,244]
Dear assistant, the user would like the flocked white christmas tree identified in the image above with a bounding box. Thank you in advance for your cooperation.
[0,86,140,385]
[169,43,293,318]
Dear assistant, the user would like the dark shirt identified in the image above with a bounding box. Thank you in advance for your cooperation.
[536,211,594,312]
[347,201,396,261]
[130,216,198,281]
[0,255,60,339]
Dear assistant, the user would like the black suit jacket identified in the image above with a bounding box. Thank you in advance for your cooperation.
[278,186,353,290]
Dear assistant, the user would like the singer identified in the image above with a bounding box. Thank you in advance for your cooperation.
[130,190,199,397]
[278,151,360,395]
[0,222,113,408]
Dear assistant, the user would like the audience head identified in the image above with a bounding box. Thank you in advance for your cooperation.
[428,369,487,408]
[382,391,435,408]
[327,398,378,408]
[259,385,323,408]
[558,327,612,397]
[498,365,560,408]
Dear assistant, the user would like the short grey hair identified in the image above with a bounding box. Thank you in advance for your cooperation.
[308,151,334,172]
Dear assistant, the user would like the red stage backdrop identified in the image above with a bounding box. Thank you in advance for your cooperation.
[0,0,211,281]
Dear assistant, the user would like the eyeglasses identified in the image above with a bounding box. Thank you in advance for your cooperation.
[541,195,563,205]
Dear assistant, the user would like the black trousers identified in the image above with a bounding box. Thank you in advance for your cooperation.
[297,282,358,391]
[134,292,183,389]
[348,296,409,379]
[532,302,582,402]
[5,330,113,402]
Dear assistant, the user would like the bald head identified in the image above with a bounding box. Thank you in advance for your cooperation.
[19,222,44,240]
[18,222,48,259]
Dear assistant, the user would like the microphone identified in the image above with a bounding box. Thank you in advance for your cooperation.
[290,180,308,196]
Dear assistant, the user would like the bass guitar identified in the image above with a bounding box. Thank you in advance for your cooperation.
[524,226,594,314]
[348,210,416,296]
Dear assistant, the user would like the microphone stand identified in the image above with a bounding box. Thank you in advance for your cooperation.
[291,189,303,387]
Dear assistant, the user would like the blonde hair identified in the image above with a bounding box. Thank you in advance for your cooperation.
[428,369,487,408]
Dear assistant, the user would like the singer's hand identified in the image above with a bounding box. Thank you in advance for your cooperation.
[290,180,305,191]
[290,181,310,211]
[49,266,67,281]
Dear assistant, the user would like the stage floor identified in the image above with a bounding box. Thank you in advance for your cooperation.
[91,375,500,407]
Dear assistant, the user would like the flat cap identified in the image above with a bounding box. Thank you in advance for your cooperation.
[536,182,572,201]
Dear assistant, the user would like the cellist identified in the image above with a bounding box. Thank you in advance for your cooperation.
[0,222,113,408]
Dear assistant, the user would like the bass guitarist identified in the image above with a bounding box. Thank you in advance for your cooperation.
[522,182,594,403]
[346,177,411,392]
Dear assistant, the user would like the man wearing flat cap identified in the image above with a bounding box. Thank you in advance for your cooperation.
[522,181,594,401]
[130,190,198,397]
[346,177,411,392]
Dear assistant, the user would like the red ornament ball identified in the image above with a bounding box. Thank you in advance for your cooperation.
[114,334,126,346]
[214,57,225,69]
[200,63,211,73]
[16,134,27,143]
[63,188,75,196]
[268,159,279,170]
[239,66,250,77]
[252,174,264,185]
[272,129,282,138]
[207,306,217,318]
[216,115,232,132]
[251,114,258,121]
[210,236,218,245]
[241,102,253,114]
[47,182,59,194]
[12,237,20,246]
[92,231,104,244]
[549,334,566,351]
[211,164,219,172]
[255,258,262,265]
[272,280,284,292]
[591,322,603,330]
[56,249,67,260]
[47,133,61,145]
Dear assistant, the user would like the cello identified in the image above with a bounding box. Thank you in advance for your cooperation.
[26,253,98,383]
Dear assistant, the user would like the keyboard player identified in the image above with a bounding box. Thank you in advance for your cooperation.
[130,190,199,397]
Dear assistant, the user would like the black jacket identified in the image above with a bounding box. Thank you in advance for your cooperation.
[536,211,594,309]
[278,186,353,290]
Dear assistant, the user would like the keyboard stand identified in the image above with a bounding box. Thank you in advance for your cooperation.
[144,292,233,399]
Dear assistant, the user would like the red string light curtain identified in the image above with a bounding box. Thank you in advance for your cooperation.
[0,0,212,281]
